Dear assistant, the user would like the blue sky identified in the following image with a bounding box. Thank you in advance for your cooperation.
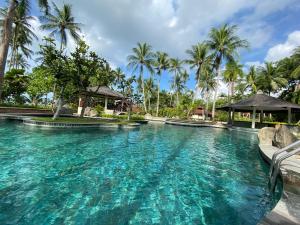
[2,0,300,94]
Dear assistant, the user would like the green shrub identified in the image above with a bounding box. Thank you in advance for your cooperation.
[101,114,144,121]
[93,105,104,116]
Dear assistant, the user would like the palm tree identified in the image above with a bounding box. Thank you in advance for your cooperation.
[257,62,287,95]
[207,24,249,119]
[144,77,155,112]
[246,66,258,94]
[127,42,154,113]
[199,69,217,119]
[40,2,82,50]
[172,70,188,106]
[223,60,243,102]
[0,0,49,99]
[8,7,37,69]
[153,51,169,116]
[185,42,211,104]
[169,58,183,106]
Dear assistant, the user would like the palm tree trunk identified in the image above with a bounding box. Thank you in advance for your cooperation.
[0,0,17,100]
[231,82,234,103]
[53,86,65,120]
[176,91,179,106]
[205,91,209,120]
[140,67,147,113]
[156,77,160,117]
[212,67,220,120]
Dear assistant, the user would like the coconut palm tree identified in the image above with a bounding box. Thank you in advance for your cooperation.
[257,62,287,95]
[185,42,211,103]
[169,58,183,106]
[144,77,155,112]
[40,2,82,51]
[0,0,49,99]
[127,42,154,113]
[8,7,37,69]
[153,51,169,116]
[246,66,258,94]
[171,70,188,106]
[223,60,243,102]
[207,24,249,119]
[199,68,217,119]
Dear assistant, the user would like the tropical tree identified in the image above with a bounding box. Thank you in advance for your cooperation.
[185,42,211,104]
[207,24,249,119]
[0,0,49,99]
[144,77,155,112]
[127,42,154,113]
[257,62,287,95]
[199,69,217,119]
[169,58,183,106]
[27,67,54,106]
[153,51,169,116]
[172,70,188,106]
[40,2,81,50]
[223,60,243,101]
[246,66,258,94]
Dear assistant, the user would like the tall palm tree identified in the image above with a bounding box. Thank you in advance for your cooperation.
[8,7,37,69]
[144,77,155,112]
[246,66,258,94]
[40,2,82,50]
[199,68,217,119]
[127,42,154,113]
[185,42,211,104]
[172,70,188,106]
[169,58,183,106]
[257,62,287,95]
[154,51,169,116]
[223,60,243,102]
[207,24,249,119]
[0,0,49,99]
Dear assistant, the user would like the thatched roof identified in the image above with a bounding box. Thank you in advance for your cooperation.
[218,94,300,112]
[85,86,124,99]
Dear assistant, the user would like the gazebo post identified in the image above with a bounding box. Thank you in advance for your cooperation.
[232,109,235,125]
[228,108,232,125]
[288,107,291,124]
[104,97,108,112]
[251,107,256,129]
[260,110,263,123]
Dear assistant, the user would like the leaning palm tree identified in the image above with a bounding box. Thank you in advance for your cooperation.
[169,58,183,106]
[127,42,154,113]
[185,42,211,104]
[0,0,49,99]
[223,60,243,102]
[257,62,287,95]
[40,2,82,50]
[207,24,249,119]
[153,51,169,116]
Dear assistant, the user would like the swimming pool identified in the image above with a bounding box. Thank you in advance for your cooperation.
[0,120,280,225]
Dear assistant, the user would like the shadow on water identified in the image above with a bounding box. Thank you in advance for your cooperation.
[85,127,193,225]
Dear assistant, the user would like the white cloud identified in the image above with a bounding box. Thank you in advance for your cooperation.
[265,30,300,62]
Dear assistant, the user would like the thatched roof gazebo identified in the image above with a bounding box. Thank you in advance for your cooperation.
[78,86,125,115]
[218,93,300,128]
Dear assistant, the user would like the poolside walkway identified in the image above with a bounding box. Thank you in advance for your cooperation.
[259,145,300,225]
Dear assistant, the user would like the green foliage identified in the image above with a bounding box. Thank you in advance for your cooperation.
[101,114,144,121]
[3,69,28,104]
[93,105,104,116]
[27,67,54,105]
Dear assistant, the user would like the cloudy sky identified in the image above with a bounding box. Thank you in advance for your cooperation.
[3,0,300,93]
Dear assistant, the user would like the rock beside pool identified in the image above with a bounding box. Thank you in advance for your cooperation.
[273,125,298,148]
[258,127,276,146]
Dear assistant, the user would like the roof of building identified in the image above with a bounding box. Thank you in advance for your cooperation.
[85,86,124,99]
[218,93,300,112]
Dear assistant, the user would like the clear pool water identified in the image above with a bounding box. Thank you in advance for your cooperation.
[0,120,280,225]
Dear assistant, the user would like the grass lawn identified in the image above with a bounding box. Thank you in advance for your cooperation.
[31,117,136,125]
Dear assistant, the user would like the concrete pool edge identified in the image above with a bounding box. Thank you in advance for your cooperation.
[0,114,141,129]
[258,144,300,225]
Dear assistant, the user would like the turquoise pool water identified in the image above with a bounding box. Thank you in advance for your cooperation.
[0,120,279,225]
